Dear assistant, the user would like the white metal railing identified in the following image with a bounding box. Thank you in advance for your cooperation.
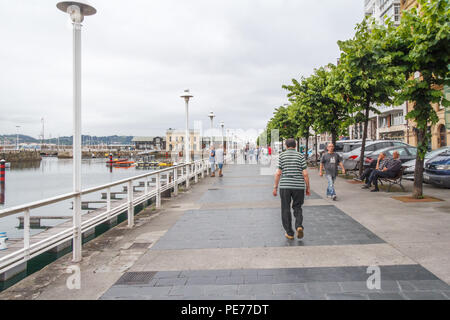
[0,158,210,275]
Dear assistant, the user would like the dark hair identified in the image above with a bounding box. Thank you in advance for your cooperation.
[286,138,296,148]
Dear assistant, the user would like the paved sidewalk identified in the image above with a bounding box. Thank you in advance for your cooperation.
[1,161,448,300]
[100,163,450,300]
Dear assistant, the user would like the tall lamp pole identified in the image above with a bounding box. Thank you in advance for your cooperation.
[57,1,96,262]
[220,121,224,148]
[15,126,21,150]
[180,89,193,163]
[208,111,215,149]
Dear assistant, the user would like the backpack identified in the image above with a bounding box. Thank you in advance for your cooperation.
[210,150,215,157]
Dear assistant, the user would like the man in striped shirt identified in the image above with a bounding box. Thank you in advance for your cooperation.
[273,138,311,240]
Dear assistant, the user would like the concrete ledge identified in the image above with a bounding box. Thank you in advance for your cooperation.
[0,262,27,282]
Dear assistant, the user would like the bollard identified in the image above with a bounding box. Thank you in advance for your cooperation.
[0,159,5,185]
[0,159,5,205]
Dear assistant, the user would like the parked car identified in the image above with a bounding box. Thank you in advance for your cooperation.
[403,146,450,180]
[423,151,450,188]
[362,145,417,167]
[318,139,370,160]
[343,140,410,171]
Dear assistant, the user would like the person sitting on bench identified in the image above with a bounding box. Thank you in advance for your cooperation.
[356,152,387,184]
[362,151,402,192]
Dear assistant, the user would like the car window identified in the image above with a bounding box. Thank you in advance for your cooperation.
[392,141,404,146]
[365,144,375,151]
[387,148,407,156]
[407,147,417,156]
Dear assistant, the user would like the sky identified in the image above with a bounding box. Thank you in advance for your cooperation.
[0,0,364,139]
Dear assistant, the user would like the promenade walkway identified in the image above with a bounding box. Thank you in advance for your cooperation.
[1,160,449,300]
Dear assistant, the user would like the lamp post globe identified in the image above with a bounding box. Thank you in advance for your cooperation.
[57,0,96,263]
[180,89,193,163]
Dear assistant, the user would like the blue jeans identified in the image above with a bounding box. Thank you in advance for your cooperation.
[326,174,336,196]
[210,162,215,172]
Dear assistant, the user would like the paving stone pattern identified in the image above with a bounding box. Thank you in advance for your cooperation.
[101,265,450,300]
[150,205,384,250]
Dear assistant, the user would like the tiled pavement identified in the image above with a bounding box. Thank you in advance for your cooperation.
[101,265,450,300]
[101,163,450,300]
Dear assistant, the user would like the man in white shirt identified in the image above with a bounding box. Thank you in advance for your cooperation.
[216,145,225,177]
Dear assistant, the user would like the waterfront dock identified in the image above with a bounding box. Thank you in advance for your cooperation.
[0,158,449,300]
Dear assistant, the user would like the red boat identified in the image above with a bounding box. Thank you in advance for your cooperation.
[106,158,128,164]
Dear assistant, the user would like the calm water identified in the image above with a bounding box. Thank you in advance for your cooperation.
[0,157,154,239]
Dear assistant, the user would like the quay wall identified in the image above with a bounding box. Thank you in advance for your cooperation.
[0,151,41,163]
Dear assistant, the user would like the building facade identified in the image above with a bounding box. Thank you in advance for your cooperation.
[165,128,202,152]
[365,0,402,26]
[132,136,166,151]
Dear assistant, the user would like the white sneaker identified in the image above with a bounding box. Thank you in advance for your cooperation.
[332,195,337,201]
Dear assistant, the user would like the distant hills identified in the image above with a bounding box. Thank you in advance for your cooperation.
[0,134,134,145]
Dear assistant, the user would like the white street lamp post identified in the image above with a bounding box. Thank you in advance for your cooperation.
[220,121,224,148]
[180,89,193,163]
[208,111,215,149]
[57,1,96,263]
[16,125,20,150]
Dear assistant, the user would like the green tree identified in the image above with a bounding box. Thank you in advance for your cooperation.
[283,78,315,156]
[309,64,351,146]
[389,0,450,198]
[338,18,405,176]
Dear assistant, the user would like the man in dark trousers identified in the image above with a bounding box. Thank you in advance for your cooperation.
[273,138,311,240]
[355,152,387,184]
[362,151,402,192]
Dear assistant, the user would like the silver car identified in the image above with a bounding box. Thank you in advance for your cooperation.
[403,146,450,180]
[342,140,410,171]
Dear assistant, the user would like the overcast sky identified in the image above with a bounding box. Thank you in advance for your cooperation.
[0,0,363,138]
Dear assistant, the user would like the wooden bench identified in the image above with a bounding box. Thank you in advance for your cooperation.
[378,167,405,192]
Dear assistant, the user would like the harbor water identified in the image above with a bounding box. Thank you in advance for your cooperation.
[0,157,154,239]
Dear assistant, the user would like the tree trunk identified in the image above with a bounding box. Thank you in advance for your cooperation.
[412,128,425,198]
[331,130,337,147]
[358,107,370,177]
[315,134,318,164]
[305,134,309,158]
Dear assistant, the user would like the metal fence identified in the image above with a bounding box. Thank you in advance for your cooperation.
[0,158,212,275]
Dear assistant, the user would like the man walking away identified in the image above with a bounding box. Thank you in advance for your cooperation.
[319,143,345,201]
[273,138,311,240]
[216,144,224,177]
[209,146,216,177]
[362,151,402,192]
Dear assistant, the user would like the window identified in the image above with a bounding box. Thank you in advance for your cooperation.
[407,147,417,156]
[366,144,376,151]
[379,117,388,128]
[392,112,404,126]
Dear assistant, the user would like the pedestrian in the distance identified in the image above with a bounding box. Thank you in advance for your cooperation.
[216,144,224,177]
[319,143,345,200]
[273,138,311,240]
[209,145,216,177]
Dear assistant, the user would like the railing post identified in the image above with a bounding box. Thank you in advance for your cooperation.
[194,162,198,183]
[73,193,82,262]
[144,176,148,195]
[106,187,111,215]
[24,208,30,260]
[174,167,178,196]
[186,164,190,189]
[156,172,161,208]
[201,161,205,179]
[127,180,134,228]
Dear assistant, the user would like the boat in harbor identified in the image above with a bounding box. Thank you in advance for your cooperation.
[112,160,135,168]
